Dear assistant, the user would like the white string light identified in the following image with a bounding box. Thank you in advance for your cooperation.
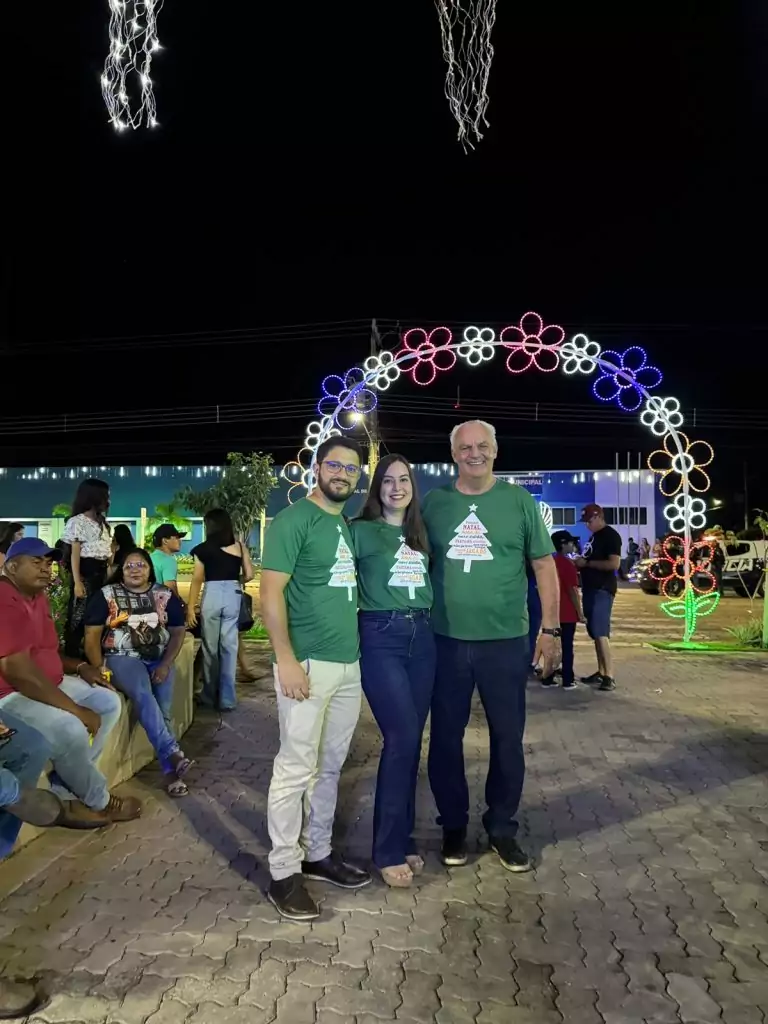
[434,0,498,150]
[102,0,164,131]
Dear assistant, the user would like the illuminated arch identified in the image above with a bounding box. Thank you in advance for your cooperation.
[282,312,718,642]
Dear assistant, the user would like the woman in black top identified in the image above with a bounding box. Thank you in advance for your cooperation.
[186,508,254,710]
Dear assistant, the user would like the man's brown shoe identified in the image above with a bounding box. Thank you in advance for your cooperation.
[56,799,112,830]
[105,795,142,821]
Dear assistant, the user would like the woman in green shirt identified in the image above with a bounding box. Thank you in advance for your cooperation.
[349,454,435,887]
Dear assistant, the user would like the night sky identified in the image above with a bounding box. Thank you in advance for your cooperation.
[4,1,768,527]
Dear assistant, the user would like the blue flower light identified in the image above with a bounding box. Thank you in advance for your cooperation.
[318,367,378,428]
[593,346,662,412]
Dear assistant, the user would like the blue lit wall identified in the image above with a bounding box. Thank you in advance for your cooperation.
[0,463,664,552]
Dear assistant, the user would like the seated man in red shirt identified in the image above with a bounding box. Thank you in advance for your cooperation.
[541,530,585,690]
[0,538,140,826]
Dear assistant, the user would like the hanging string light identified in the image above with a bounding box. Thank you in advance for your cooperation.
[102,0,164,131]
[434,0,498,150]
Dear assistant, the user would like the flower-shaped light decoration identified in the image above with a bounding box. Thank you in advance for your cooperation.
[458,326,496,367]
[317,366,378,427]
[592,346,662,412]
[651,535,715,597]
[664,494,707,534]
[660,586,721,635]
[362,351,401,391]
[640,396,684,437]
[281,446,315,502]
[395,327,456,386]
[560,334,601,376]
[303,416,340,452]
[648,432,714,497]
[500,312,564,374]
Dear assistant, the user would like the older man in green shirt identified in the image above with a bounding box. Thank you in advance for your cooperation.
[422,420,560,872]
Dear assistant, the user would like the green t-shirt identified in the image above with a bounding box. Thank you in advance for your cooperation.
[422,479,554,641]
[349,519,433,612]
[151,549,178,585]
[262,498,359,664]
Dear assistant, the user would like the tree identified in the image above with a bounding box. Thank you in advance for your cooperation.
[145,501,193,543]
[176,452,277,543]
[389,538,428,599]
[52,503,71,518]
[328,525,356,601]
[447,504,493,573]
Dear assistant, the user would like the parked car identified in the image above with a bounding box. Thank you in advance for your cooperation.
[632,540,766,598]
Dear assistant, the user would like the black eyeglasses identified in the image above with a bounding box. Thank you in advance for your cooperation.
[322,460,361,477]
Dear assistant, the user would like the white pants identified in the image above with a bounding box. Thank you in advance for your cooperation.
[267,659,362,880]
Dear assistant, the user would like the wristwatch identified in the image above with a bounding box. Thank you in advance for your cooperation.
[541,627,562,638]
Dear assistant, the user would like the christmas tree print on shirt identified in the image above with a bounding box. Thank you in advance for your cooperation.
[447,504,493,573]
[328,524,357,601]
[389,536,428,599]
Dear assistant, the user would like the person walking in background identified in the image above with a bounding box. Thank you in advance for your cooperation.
[542,531,585,689]
[349,454,435,888]
[526,563,542,677]
[106,524,135,582]
[651,537,664,559]
[186,509,253,711]
[62,479,113,657]
[150,524,187,600]
[0,524,24,571]
[576,503,622,692]
[261,437,370,921]
[638,537,651,561]
[84,548,194,797]
[423,420,559,873]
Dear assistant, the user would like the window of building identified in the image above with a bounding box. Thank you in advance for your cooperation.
[551,507,576,526]
[602,506,648,526]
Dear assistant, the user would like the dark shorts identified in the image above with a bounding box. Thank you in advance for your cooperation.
[582,588,615,640]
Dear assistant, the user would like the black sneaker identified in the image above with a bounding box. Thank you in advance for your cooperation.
[267,875,320,921]
[441,828,468,867]
[540,674,558,687]
[562,679,577,690]
[490,837,533,873]
[302,852,371,889]
[580,671,604,684]
[598,676,616,691]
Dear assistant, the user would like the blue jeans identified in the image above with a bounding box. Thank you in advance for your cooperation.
[527,580,542,666]
[106,656,180,773]
[428,634,529,839]
[583,588,615,640]
[200,581,241,709]
[0,720,54,858]
[0,676,120,812]
[359,610,436,868]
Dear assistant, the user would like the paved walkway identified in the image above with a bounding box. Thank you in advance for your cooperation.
[1,646,767,1024]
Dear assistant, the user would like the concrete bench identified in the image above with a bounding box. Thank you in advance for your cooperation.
[10,634,198,852]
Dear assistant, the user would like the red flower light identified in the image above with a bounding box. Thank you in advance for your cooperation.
[396,327,456,386]
[651,536,715,597]
[500,312,564,374]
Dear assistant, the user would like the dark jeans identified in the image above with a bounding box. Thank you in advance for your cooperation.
[64,557,108,657]
[0,720,54,859]
[359,610,436,868]
[527,581,542,667]
[428,634,528,840]
[559,622,576,685]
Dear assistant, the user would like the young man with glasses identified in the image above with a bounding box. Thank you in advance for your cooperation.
[260,437,371,920]
[575,503,622,691]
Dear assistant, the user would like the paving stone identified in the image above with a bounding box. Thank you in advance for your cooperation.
[188,1004,273,1024]
[319,985,401,1019]
[145,998,194,1024]
[666,972,723,1022]
[435,1002,480,1024]
[108,974,174,1024]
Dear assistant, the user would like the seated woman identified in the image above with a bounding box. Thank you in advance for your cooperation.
[83,548,195,797]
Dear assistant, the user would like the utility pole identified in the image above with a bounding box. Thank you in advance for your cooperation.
[368,318,381,477]
[743,460,749,531]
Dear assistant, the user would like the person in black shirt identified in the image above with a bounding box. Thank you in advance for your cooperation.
[574,503,622,691]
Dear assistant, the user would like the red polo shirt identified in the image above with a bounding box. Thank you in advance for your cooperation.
[0,581,64,699]
[554,553,580,624]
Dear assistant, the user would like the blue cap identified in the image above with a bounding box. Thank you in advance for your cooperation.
[5,537,62,561]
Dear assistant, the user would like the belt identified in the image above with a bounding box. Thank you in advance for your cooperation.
[360,608,430,620]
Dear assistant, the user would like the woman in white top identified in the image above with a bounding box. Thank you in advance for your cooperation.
[62,478,113,657]
[0,523,24,570]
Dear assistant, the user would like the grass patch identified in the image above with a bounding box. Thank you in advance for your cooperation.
[242,618,270,641]
[647,640,768,654]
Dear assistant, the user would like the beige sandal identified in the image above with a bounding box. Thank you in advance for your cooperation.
[406,854,425,875]
[380,864,414,888]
